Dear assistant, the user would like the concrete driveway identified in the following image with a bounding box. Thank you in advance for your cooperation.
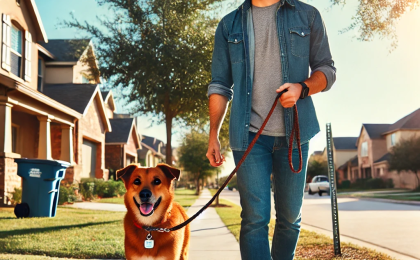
[219,189,420,260]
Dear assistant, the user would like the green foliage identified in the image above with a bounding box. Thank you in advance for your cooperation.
[389,136,420,189]
[339,180,351,189]
[306,159,328,183]
[10,187,22,205]
[178,131,218,194]
[332,0,419,49]
[62,0,226,164]
[80,178,126,200]
[58,185,77,205]
[219,175,238,190]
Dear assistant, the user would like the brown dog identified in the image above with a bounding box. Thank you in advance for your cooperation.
[117,163,190,260]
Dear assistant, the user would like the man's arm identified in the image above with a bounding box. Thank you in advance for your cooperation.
[206,94,228,167]
[276,8,336,107]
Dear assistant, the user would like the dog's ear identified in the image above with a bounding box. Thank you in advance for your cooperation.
[156,163,181,181]
[116,164,138,183]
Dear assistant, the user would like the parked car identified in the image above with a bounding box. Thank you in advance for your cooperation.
[308,175,330,196]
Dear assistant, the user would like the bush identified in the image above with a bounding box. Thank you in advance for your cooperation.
[58,185,77,205]
[365,178,386,189]
[10,187,22,205]
[385,178,394,189]
[339,180,351,189]
[79,178,126,200]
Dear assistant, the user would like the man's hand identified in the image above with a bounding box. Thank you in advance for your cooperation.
[206,137,225,167]
[276,83,303,108]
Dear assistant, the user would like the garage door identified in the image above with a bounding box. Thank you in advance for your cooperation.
[82,139,97,178]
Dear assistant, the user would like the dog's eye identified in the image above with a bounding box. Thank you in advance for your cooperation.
[153,178,162,185]
[134,179,141,185]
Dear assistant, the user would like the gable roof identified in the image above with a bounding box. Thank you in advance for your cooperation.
[363,124,391,139]
[43,83,111,132]
[101,91,116,112]
[338,155,358,170]
[384,108,420,135]
[27,0,48,42]
[39,39,90,62]
[375,153,391,163]
[141,135,164,153]
[333,137,358,150]
[106,118,140,148]
[101,91,110,100]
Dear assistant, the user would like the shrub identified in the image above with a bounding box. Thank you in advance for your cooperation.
[58,185,77,205]
[339,180,351,189]
[10,187,22,205]
[365,178,386,189]
[385,178,394,189]
[80,178,96,201]
[79,178,126,200]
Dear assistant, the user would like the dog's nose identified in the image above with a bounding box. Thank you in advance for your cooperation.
[140,189,152,202]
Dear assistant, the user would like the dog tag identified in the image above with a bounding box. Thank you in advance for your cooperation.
[144,239,154,249]
[144,233,154,249]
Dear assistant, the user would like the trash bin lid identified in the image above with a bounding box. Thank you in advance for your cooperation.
[14,158,71,168]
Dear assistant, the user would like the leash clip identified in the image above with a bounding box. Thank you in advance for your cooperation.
[157,228,170,233]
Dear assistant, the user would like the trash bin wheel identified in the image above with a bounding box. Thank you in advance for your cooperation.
[14,203,30,218]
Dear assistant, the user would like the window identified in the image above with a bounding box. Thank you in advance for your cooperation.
[361,142,368,157]
[10,25,22,77]
[391,133,396,146]
[37,59,43,91]
[319,177,329,182]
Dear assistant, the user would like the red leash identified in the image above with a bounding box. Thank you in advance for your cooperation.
[142,90,302,233]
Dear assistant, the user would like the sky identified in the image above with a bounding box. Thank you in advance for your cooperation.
[35,0,420,177]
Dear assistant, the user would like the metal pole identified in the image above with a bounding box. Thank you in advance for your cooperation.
[326,123,341,256]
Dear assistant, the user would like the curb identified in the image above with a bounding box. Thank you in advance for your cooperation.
[338,196,420,206]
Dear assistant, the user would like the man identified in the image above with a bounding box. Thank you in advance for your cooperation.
[206,0,336,259]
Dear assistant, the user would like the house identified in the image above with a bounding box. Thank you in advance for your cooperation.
[104,117,141,179]
[43,83,111,182]
[321,137,358,180]
[0,1,84,205]
[138,135,165,167]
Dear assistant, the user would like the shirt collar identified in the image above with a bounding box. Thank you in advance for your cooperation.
[242,0,295,11]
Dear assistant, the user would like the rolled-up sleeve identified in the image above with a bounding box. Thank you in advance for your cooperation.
[310,8,336,92]
[207,19,234,101]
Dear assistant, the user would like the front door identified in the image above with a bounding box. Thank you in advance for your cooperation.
[82,139,97,178]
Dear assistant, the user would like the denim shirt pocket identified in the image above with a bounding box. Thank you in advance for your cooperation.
[228,33,245,64]
[289,27,311,58]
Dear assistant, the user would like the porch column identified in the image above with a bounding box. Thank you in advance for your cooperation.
[0,99,13,154]
[60,125,74,164]
[37,116,52,160]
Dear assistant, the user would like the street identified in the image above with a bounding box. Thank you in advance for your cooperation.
[219,189,420,260]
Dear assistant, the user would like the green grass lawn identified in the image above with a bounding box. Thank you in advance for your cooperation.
[209,190,395,260]
[93,188,199,208]
[0,207,125,259]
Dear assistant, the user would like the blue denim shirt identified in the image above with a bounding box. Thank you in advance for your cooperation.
[208,0,336,151]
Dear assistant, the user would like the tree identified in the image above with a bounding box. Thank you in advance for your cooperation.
[63,0,224,165]
[333,0,418,48]
[178,131,218,195]
[306,158,328,183]
[389,136,420,190]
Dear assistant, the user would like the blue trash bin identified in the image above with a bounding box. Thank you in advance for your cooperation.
[14,159,70,218]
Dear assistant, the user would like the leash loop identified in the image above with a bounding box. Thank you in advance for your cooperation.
[143,90,303,232]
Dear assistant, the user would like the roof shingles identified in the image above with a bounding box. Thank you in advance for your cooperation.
[106,118,134,144]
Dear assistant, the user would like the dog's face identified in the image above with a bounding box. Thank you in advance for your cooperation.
[117,163,181,226]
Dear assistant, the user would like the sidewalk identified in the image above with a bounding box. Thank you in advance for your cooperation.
[187,189,241,260]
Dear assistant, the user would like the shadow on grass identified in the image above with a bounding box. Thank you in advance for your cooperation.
[0,220,120,239]
[0,217,16,220]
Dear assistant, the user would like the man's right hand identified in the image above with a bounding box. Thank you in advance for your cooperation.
[206,137,225,167]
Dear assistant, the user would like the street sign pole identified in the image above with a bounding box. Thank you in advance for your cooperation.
[326,123,341,256]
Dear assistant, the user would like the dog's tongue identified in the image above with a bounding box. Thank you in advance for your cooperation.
[140,203,153,215]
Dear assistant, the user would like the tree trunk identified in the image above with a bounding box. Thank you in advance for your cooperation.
[196,176,200,195]
[415,171,420,190]
[165,115,173,165]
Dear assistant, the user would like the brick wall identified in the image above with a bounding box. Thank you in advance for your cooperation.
[105,145,122,171]
[0,157,19,206]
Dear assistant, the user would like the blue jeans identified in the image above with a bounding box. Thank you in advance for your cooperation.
[232,132,309,260]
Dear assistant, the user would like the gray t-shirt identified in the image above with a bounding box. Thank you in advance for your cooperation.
[249,2,285,137]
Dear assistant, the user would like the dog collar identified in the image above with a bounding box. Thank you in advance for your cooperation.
[133,221,143,229]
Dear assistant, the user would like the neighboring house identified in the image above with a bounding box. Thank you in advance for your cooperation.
[322,137,358,181]
[373,109,420,189]
[0,1,83,206]
[356,124,391,180]
[138,135,165,167]
[43,84,111,182]
[105,117,141,179]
